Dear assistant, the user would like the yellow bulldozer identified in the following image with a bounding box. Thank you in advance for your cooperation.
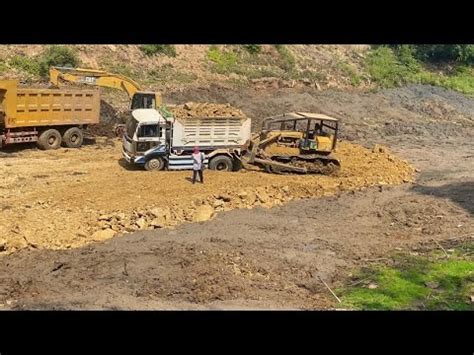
[242,112,341,175]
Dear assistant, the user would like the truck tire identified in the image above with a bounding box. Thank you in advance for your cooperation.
[144,157,165,171]
[37,129,62,150]
[62,127,84,148]
[209,155,233,171]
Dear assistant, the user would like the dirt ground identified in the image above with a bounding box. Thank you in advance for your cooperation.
[0,140,413,252]
[0,84,472,309]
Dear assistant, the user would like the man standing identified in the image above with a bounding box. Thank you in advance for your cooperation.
[192,146,205,184]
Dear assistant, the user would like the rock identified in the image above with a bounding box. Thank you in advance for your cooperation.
[113,212,126,221]
[372,144,389,154]
[92,228,115,241]
[98,214,112,221]
[281,185,289,193]
[0,239,6,252]
[213,200,224,208]
[149,207,171,220]
[367,283,378,289]
[150,219,164,228]
[135,218,148,229]
[98,221,111,229]
[238,190,248,199]
[124,224,137,233]
[256,190,271,203]
[425,281,439,289]
[193,205,215,222]
[217,194,231,202]
[470,295,474,304]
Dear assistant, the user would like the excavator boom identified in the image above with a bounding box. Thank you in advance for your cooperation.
[49,66,142,100]
[49,66,162,110]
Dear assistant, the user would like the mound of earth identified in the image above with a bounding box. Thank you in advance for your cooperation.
[168,102,247,119]
[0,140,414,253]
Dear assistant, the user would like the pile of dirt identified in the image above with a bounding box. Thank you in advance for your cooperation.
[0,140,414,253]
[168,102,247,119]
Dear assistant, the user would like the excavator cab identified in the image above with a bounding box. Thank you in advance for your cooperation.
[261,112,339,154]
[131,92,159,110]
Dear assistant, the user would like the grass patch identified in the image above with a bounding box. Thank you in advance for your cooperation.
[139,45,176,57]
[147,64,197,84]
[337,61,362,86]
[100,59,136,79]
[206,46,239,74]
[339,244,474,310]
[0,61,6,74]
[274,45,296,72]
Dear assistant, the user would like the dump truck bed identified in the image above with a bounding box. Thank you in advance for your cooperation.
[0,80,100,129]
[171,116,251,149]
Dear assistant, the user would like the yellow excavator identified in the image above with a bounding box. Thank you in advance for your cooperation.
[49,66,162,110]
[49,66,162,136]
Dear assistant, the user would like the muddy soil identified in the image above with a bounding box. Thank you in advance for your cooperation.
[0,84,472,309]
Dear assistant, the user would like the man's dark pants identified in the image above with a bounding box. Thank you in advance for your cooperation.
[192,169,203,184]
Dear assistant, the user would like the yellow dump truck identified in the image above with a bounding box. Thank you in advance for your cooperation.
[0,80,100,149]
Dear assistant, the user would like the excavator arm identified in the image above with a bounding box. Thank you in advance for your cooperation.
[49,66,142,99]
[49,66,161,109]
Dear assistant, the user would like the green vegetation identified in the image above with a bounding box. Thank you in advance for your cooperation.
[206,45,297,81]
[100,59,136,79]
[274,45,296,71]
[39,46,79,76]
[337,61,362,86]
[10,55,42,76]
[206,46,239,74]
[400,44,474,65]
[9,46,79,78]
[242,45,261,55]
[147,64,197,84]
[366,45,474,95]
[139,45,177,57]
[0,61,6,74]
[339,244,474,310]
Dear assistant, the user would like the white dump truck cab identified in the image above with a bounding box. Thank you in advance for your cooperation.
[122,109,170,170]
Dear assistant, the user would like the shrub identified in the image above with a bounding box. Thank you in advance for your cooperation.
[206,47,238,74]
[274,45,295,71]
[140,45,177,57]
[39,45,80,77]
[242,45,261,55]
[9,55,42,76]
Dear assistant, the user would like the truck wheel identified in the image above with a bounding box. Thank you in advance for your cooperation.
[144,157,165,171]
[62,127,84,148]
[209,155,233,171]
[37,129,62,150]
